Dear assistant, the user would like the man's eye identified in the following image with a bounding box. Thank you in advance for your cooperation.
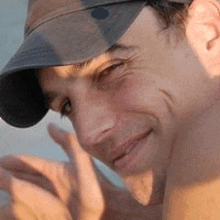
[61,98,71,117]
[96,63,123,82]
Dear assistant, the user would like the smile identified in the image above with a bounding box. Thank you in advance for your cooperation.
[112,129,153,173]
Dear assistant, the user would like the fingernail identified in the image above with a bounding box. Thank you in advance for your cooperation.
[48,123,66,132]
[48,123,59,130]
[0,156,9,163]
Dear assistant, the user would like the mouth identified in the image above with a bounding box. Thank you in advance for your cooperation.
[112,129,153,173]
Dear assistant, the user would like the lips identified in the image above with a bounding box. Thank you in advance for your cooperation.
[111,129,153,165]
[112,141,138,163]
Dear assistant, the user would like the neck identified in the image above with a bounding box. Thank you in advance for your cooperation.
[169,99,220,186]
[122,168,167,206]
[163,94,220,220]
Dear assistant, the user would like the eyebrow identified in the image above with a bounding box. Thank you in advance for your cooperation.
[43,43,138,109]
[72,43,138,70]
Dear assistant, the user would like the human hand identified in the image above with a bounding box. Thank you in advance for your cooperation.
[0,124,105,219]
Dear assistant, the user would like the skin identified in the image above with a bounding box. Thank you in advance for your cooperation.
[39,5,220,207]
[0,126,103,220]
[163,0,220,219]
[0,125,163,220]
[2,0,220,219]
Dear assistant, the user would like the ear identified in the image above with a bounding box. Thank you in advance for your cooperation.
[186,0,220,77]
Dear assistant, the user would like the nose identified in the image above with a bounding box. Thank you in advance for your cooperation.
[69,87,116,149]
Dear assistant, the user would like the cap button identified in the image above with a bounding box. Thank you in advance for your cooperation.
[91,7,109,19]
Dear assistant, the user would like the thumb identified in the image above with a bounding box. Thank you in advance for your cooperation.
[47,123,69,146]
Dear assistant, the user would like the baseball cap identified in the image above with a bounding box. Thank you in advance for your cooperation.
[0,0,187,128]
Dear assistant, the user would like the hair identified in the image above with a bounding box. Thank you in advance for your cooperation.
[146,0,194,30]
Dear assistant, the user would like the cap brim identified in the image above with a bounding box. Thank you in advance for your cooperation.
[0,1,146,128]
[0,69,48,128]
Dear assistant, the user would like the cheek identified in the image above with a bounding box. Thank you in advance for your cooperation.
[113,76,151,105]
[113,74,177,156]
[113,75,171,122]
[139,132,173,170]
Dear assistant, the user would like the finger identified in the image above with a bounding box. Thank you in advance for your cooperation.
[9,171,58,197]
[48,124,104,211]
[0,170,72,220]
[11,179,72,220]
[47,123,70,146]
[0,167,12,193]
[48,123,98,183]
[0,155,64,196]
[0,154,61,176]
[0,204,13,220]
[0,156,72,206]
[48,123,87,160]
[0,154,45,174]
[11,180,69,219]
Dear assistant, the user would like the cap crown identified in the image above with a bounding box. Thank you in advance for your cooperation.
[25,0,134,36]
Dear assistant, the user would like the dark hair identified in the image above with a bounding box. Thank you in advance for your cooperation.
[146,0,193,30]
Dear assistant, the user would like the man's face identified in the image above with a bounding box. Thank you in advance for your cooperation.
[39,7,216,204]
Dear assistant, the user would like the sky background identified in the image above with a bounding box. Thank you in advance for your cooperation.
[0,0,124,203]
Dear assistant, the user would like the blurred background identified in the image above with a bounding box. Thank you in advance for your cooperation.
[0,0,124,204]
